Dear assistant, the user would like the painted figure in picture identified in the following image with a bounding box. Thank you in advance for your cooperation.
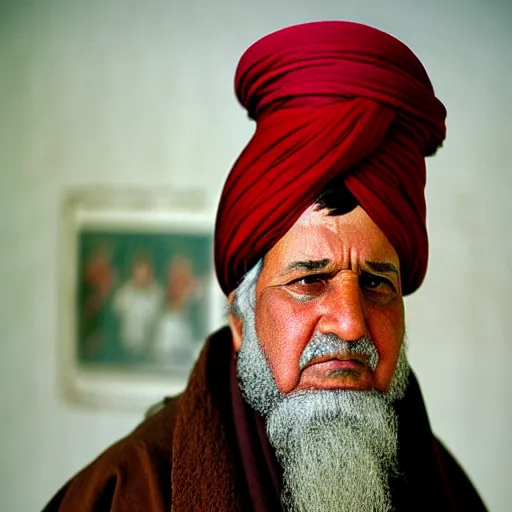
[152,254,204,366]
[80,244,116,359]
[113,254,163,359]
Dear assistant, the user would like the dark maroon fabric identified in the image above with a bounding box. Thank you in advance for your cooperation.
[43,327,486,511]
[215,21,446,296]
[230,352,282,511]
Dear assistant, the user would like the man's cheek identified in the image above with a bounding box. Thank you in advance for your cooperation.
[367,305,404,391]
[255,291,315,393]
[373,351,401,392]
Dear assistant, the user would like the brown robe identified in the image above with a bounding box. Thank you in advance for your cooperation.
[43,327,487,511]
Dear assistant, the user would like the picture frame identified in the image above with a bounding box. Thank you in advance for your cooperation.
[59,187,224,410]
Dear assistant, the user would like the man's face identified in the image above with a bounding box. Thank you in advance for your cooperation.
[233,204,405,395]
[229,205,409,512]
[132,259,152,287]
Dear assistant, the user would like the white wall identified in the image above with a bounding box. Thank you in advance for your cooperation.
[1,0,510,510]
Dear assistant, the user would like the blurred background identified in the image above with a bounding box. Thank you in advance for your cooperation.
[1,0,511,510]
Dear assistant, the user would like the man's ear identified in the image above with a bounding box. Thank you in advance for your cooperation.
[227,291,243,353]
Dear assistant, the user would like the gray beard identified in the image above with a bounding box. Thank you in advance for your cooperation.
[236,291,410,512]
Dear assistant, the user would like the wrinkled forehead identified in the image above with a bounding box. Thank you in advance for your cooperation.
[267,204,400,270]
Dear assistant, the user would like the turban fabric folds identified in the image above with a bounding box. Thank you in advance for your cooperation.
[215,21,446,296]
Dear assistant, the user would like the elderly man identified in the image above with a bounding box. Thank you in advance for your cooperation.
[44,21,487,511]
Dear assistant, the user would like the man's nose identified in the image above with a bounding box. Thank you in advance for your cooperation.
[316,273,367,342]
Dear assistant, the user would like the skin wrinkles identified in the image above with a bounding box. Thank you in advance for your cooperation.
[281,259,399,286]
[236,204,405,396]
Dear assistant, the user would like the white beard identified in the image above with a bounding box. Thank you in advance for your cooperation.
[266,389,399,512]
[235,276,410,512]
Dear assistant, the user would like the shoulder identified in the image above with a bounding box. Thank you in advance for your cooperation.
[42,396,182,512]
[433,436,488,511]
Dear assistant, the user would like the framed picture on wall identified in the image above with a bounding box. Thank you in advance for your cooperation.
[60,187,225,410]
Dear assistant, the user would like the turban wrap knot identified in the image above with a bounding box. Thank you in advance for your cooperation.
[215,21,446,296]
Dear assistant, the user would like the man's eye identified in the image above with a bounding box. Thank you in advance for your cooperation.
[288,274,327,294]
[298,275,324,285]
[359,273,394,292]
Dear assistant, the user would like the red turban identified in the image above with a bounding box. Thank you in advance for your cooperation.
[215,21,446,296]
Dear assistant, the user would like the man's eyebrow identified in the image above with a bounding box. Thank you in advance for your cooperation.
[365,261,400,277]
[284,259,331,272]
[282,259,399,277]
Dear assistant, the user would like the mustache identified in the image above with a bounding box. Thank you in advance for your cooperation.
[298,333,379,371]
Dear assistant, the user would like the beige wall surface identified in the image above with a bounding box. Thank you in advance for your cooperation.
[0,0,510,510]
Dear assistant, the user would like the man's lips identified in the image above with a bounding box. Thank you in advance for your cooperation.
[296,353,374,390]
[301,353,369,371]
